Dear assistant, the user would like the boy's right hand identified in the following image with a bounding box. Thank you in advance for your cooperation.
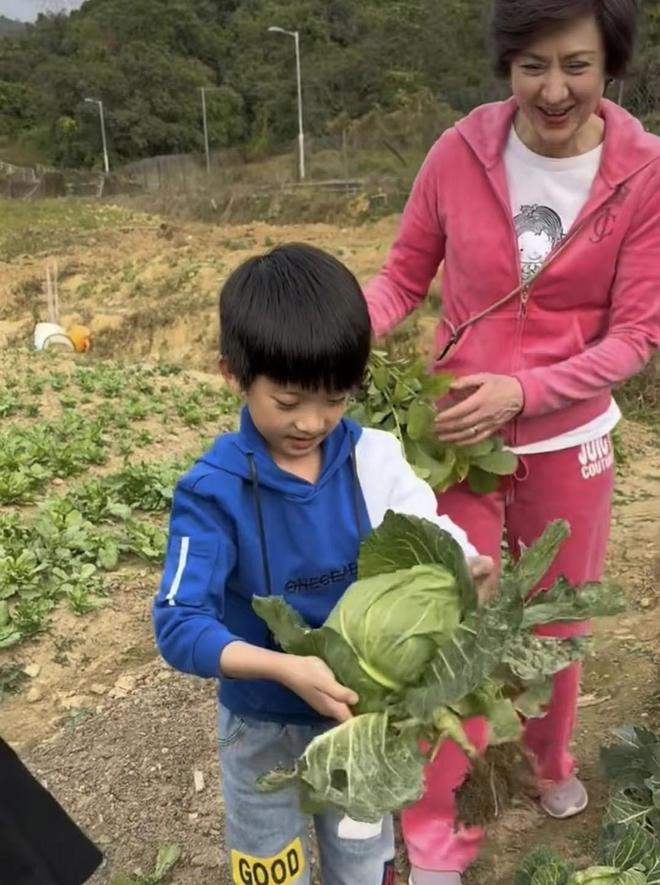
[278,655,358,723]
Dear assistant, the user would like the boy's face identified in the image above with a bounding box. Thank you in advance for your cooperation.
[245,376,350,463]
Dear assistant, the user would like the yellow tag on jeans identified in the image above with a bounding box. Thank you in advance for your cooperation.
[231,836,305,885]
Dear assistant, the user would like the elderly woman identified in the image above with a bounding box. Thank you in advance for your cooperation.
[365,0,660,882]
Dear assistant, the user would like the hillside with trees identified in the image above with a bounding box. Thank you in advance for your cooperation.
[0,15,25,36]
[0,0,657,169]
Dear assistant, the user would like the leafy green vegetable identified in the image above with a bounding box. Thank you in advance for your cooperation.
[569,868,646,884]
[523,577,627,628]
[0,351,238,647]
[0,662,30,702]
[110,843,181,885]
[514,847,573,885]
[258,712,426,823]
[350,350,518,494]
[359,510,477,611]
[253,512,624,823]
[600,824,660,883]
[517,728,660,885]
[601,727,660,837]
[252,597,391,714]
[324,564,460,690]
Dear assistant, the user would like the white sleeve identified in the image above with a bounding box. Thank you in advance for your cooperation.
[354,428,479,559]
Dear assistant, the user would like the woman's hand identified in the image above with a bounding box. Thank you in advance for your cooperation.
[435,373,524,445]
[469,555,498,605]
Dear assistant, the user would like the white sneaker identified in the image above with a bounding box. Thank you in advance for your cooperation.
[540,775,589,819]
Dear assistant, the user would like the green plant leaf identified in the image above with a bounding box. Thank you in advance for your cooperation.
[467,465,500,494]
[351,353,516,496]
[407,400,431,441]
[252,596,390,713]
[257,712,426,823]
[501,634,588,682]
[98,541,120,571]
[450,684,522,744]
[513,678,554,718]
[568,867,647,884]
[599,823,660,881]
[0,624,21,648]
[408,441,456,491]
[324,564,461,691]
[473,448,519,475]
[372,366,390,390]
[403,587,522,722]
[601,727,660,794]
[606,792,659,832]
[421,372,454,398]
[522,578,626,628]
[253,516,611,824]
[486,696,523,744]
[153,844,181,879]
[452,448,472,483]
[358,512,477,612]
[461,439,496,458]
[515,848,573,885]
[509,520,570,596]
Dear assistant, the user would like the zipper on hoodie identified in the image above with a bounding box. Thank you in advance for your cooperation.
[519,284,530,319]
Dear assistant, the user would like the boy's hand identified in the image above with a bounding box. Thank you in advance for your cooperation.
[469,555,498,605]
[278,655,358,723]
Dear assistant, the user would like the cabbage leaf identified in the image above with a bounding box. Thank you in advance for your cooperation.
[253,512,625,822]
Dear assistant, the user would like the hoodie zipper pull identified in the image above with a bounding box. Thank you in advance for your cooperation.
[519,285,530,318]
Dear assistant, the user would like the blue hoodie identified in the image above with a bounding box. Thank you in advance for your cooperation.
[153,407,371,724]
[154,408,477,725]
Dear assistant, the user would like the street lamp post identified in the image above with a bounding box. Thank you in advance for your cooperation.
[617,80,625,107]
[268,26,305,180]
[200,86,211,174]
[84,98,110,175]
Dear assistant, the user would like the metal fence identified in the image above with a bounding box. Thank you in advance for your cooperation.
[0,69,657,201]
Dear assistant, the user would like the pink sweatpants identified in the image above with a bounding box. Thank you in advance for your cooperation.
[403,436,615,874]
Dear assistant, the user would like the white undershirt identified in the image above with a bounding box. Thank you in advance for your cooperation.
[503,126,620,455]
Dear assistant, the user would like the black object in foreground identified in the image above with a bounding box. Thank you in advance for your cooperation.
[0,736,103,885]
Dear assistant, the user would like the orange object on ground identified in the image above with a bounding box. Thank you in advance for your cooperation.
[67,325,92,353]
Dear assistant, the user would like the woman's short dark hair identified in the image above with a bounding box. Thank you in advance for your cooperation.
[490,0,638,78]
[220,243,371,391]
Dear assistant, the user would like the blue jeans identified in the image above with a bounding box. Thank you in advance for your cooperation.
[218,705,395,885]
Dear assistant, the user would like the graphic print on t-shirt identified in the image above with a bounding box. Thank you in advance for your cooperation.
[513,204,565,282]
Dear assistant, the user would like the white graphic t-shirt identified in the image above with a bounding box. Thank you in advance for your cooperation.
[504,125,602,281]
[503,125,621,455]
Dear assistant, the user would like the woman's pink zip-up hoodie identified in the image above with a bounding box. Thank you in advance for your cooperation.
[365,97,660,448]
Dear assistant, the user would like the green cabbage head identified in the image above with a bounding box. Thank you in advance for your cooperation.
[569,869,647,885]
[324,563,461,691]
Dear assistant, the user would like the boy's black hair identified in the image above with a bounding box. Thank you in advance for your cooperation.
[220,243,371,391]
[490,0,638,79]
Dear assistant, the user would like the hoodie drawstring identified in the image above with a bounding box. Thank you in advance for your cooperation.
[247,443,365,599]
[248,454,273,597]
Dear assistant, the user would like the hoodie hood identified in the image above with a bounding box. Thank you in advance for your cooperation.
[456,97,660,187]
[154,406,370,725]
[198,406,362,503]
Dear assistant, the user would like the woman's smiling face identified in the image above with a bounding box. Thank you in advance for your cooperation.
[510,15,607,158]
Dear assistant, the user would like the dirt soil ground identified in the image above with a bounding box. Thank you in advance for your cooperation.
[1,205,658,885]
[0,208,425,371]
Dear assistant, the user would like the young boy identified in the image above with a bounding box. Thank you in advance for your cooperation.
[153,244,491,885]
